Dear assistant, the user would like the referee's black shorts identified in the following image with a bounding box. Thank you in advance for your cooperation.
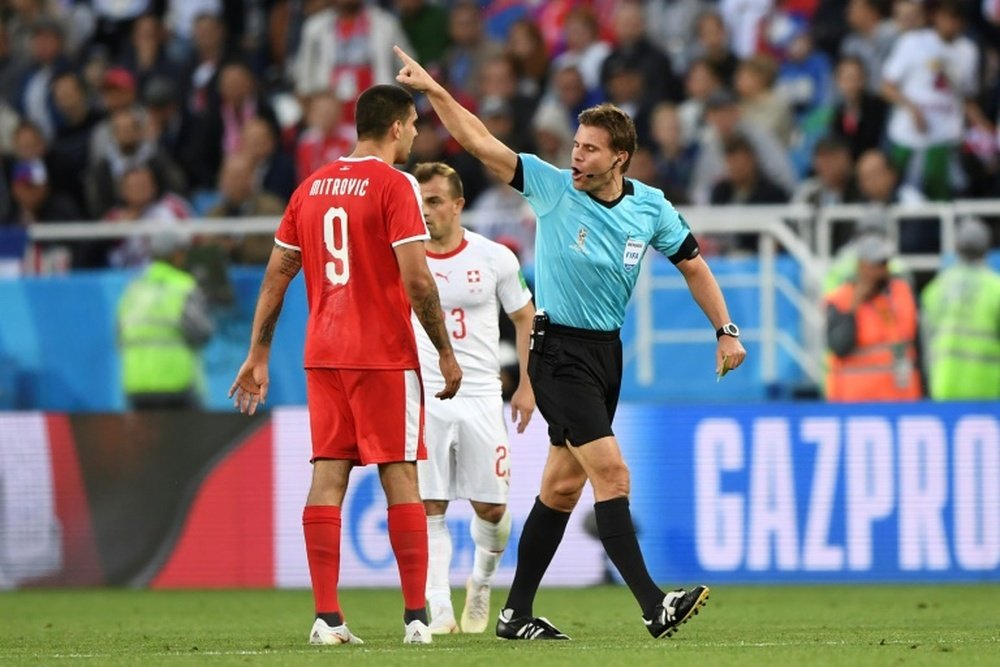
[528,320,622,447]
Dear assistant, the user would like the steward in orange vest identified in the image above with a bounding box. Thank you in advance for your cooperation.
[825,234,922,402]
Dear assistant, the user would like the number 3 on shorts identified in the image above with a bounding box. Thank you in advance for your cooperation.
[324,206,349,285]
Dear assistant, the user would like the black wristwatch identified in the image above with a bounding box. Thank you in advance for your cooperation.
[716,322,740,339]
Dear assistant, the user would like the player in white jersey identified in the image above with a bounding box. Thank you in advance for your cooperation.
[410,162,536,634]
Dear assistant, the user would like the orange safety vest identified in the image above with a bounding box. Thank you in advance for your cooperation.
[826,278,922,402]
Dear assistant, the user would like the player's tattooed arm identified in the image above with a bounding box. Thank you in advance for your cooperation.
[276,245,302,277]
[249,244,301,351]
[412,288,451,352]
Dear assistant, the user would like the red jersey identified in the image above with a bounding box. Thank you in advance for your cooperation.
[275,156,429,369]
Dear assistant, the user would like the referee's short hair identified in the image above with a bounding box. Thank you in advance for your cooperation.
[578,103,638,172]
[356,84,415,141]
[412,162,464,200]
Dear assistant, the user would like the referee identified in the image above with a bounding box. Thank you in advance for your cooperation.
[396,46,746,641]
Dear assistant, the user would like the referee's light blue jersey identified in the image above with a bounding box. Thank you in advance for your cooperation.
[518,153,692,331]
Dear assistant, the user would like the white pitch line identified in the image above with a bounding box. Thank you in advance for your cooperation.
[39,635,1000,659]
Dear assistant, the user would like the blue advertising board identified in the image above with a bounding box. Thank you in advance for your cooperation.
[619,402,999,583]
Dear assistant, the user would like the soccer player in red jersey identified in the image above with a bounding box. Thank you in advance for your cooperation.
[230,84,462,646]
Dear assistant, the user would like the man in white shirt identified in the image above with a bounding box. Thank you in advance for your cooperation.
[881,0,982,199]
[411,162,536,634]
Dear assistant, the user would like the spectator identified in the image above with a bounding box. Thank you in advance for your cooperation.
[239,116,296,200]
[643,0,705,73]
[404,114,488,206]
[117,228,214,410]
[711,135,789,205]
[841,0,898,92]
[825,232,921,401]
[711,135,788,252]
[690,90,798,204]
[88,65,141,168]
[179,12,228,117]
[477,54,537,151]
[692,10,739,85]
[678,58,724,146]
[17,17,69,141]
[649,102,698,205]
[854,147,946,253]
[104,164,191,268]
[48,71,100,210]
[505,18,549,103]
[549,6,611,95]
[441,0,503,98]
[5,145,80,226]
[207,152,285,264]
[165,0,222,62]
[776,29,834,122]
[735,55,795,145]
[86,107,187,219]
[395,0,450,68]
[793,135,861,206]
[856,148,924,205]
[719,0,772,58]
[90,0,154,60]
[892,0,925,33]
[295,92,353,182]
[0,16,29,106]
[531,101,574,169]
[550,64,602,129]
[186,59,278,190]
[469,170,537,268]
[118,13,178,95]
[881,0,981,200]
[601,1,679,104]
[142,76,190,165]
[599,54,654,148]
[293,0,414,115]
[829,55,888,159]
[920,218,1000,400]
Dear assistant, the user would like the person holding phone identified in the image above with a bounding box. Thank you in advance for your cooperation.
[825,233,922,401]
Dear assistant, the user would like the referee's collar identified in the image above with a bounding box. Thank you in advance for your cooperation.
[587,179,634,209]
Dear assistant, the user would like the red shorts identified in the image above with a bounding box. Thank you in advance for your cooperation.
[306,368,425,465]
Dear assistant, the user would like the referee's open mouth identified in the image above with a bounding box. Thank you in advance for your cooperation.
[571,167,584,182]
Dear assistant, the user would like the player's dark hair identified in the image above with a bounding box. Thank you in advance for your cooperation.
[356,85,415,141]
[413,162,464,199]
[578,103,638,172]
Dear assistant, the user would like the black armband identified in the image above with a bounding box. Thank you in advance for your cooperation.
[668,233,700,265]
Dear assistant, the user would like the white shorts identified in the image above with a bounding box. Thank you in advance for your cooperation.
[418,394,510,504]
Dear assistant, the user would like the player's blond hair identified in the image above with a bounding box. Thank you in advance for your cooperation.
[412,162,464,200]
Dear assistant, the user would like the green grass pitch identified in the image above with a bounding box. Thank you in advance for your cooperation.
[2,585,998,666]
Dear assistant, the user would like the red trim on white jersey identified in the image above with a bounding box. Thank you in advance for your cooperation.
[426,236,469,260]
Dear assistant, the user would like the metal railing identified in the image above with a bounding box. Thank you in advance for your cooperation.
[18,200,1000,393]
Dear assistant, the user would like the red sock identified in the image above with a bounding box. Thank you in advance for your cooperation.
[303,505,342,616]
[387,502,428,611]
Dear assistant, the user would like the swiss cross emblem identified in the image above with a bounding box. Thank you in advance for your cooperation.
[467,270,481,283]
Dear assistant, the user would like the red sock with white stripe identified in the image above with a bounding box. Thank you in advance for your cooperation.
[303,505,342,623]
[388,502,429,624]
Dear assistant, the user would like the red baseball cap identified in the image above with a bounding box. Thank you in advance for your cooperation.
[102,67,137,91]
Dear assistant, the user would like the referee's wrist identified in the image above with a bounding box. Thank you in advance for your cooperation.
[715,322,740,339]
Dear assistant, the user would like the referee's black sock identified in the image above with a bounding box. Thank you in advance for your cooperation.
[595,496,663,618]
[503,496,570,617]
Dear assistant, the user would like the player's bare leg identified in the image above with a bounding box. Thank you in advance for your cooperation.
[461,501,510,633]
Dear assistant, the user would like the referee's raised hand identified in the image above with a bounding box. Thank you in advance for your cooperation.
[394,45,438,94]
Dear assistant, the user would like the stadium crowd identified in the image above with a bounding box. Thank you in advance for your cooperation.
[0,0,999,271]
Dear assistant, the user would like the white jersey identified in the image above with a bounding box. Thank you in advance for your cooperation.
[882,29,978,148]
[413,230,532,396]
